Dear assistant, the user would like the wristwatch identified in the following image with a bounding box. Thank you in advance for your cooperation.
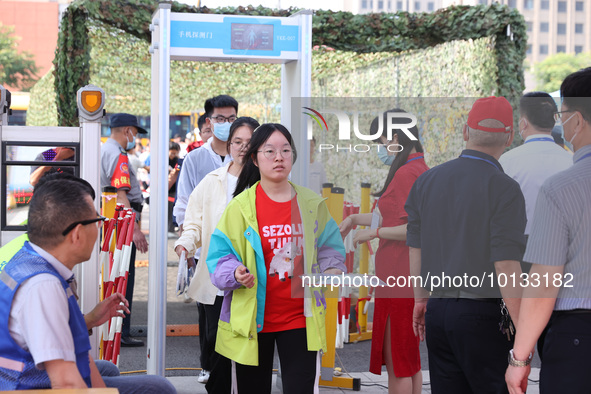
[508,349,532,367]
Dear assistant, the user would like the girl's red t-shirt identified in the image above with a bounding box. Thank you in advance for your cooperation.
[255,184,306,333]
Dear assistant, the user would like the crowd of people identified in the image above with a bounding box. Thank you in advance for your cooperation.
[0,66,590,394]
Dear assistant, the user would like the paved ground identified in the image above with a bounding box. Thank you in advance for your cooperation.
[113,209,541,393]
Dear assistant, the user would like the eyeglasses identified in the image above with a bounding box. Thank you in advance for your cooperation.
[209,115,237,124]
[230,140,250,149]
[554,110,572,122]
[62,214,107,236]
[258,148,293,160]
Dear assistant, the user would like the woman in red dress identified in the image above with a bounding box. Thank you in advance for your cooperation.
[340,109,428,394]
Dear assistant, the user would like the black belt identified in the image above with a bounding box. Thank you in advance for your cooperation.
[553,309,591,315]
[431,290,500,303]
[130,201,143,213]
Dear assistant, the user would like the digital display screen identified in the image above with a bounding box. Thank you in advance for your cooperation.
[231,23,274,51]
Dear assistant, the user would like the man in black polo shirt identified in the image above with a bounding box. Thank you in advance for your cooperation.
[405,97,527,394]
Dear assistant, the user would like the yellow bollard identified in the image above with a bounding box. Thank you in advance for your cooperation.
[320,187,360,390]
[321,182,333,199]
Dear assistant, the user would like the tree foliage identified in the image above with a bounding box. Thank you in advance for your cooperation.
[534,52,591,93]
[0,23,38,90]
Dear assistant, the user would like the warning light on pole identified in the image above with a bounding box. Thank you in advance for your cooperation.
[77,84,105,122]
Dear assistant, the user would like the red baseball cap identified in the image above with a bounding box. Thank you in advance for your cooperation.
[467,96,513,133]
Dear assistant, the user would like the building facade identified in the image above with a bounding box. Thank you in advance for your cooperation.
[351,0,591,65]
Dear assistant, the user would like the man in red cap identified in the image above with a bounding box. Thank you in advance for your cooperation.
[405,97,527,393]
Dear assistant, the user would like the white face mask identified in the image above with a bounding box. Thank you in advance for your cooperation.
[560,113,578,151]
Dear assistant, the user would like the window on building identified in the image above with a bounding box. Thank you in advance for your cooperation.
[378,0,384,9]
[479,0,488,4]
[540,22,549,33]
[575,24,584,34]
[558,1,567,12]
[557,23,567,35]
[415,1,420,10]
[428,2,434,11]
[541,0,549,9]
[508,0,516,8]
[370,0,374,8]
[575,46,583,54]
[526,21,533,32]
[539,44,548,55]
[526,44,532,55]
[523,0,533,10]
[557,45,566,53]
[388,1,392,9]
[397,1,403,9]
[576,1,584,11]
[362,0,368,8]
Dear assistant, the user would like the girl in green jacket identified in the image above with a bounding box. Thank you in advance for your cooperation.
[207,123,346,394]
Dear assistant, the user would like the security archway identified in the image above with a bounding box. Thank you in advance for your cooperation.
[147,3,312,375]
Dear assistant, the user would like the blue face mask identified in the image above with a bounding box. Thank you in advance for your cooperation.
[126,131,135,151]
[213,122,231,142]
[377,144,395,166]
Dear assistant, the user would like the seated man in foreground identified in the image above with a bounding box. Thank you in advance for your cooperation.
[0,177,176,393]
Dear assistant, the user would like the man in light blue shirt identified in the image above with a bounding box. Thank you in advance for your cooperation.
[506,67,591,393]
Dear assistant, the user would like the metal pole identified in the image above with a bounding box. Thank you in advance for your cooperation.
[147,1,171,376]
[282,10,312,187]
[78,118,103,358]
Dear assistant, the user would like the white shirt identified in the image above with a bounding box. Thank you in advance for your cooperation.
[173,139,232,226]
[174,164,235,304]
[499,134,572,235]
[8,243,76,369]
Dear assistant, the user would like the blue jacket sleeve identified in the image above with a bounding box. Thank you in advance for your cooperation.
[316,201,347,273]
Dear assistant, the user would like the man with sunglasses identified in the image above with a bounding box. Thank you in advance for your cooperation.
[173,94,237,386]
[100,113,148,347]
[0,177,176,393]
[506,68,591,393]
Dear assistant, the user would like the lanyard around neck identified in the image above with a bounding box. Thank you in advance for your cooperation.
[404,154,424,165]
[459,154,500,171]
[524,137,555,144]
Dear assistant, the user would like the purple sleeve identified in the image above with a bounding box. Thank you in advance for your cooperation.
[210,254,243,291]
[317,246,347,273]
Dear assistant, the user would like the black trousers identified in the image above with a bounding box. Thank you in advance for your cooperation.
[540,311,591,393]
[198,296,223,370]
[121,243,136,338]
[233,328,318,394]
[198,296,230,393]
[425,298,512,394]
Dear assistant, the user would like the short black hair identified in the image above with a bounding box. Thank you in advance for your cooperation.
[35,172,96,201]
[28,179,95,248]
[520,92,557,131]
[198,113,207,130]
[560,67,591,122]
[169,141,181,152]
[204,95,238,117]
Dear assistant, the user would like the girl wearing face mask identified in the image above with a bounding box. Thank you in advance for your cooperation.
[340,109,428,394]
[174,117,260,393]
[206,123,346,394]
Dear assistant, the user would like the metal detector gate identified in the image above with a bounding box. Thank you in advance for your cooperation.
[0,84,105,358]
[148,2,313,376]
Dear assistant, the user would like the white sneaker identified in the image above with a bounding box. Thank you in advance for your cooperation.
[198,370,210,383]
[183,289,193,303]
